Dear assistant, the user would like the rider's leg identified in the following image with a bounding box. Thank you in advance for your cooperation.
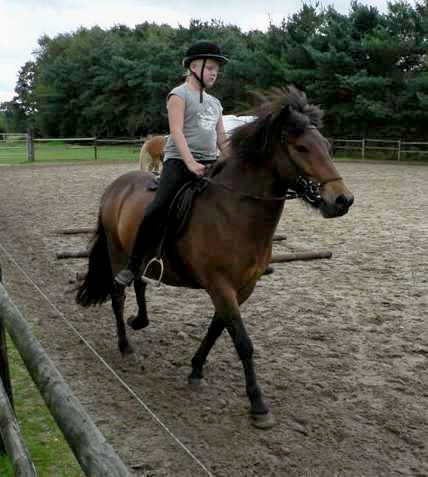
[115,159,194,286]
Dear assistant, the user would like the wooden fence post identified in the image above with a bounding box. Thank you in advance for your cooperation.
[0,283,131,476]
[0,379,37,476]
[94,136,98,160]
[397,139,401,161]
[0,264,14,456]
[26,129,35,162]
[361,137,365,160]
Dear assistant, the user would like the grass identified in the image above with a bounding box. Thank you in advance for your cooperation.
[0,335,83,476]
[0,141,141,165]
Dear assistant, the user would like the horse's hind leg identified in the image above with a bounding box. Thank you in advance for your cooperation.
[111,283,133,355]
[127,278,149,330]
[189,312,224,384]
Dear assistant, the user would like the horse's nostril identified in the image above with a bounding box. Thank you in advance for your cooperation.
[336,194,354,207]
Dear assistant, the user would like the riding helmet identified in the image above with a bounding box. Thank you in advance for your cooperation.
[182,41,229,68]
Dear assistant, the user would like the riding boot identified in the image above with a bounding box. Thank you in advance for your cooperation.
[114,254,145,287]
[114,159,194,287]
[114,228,152,287]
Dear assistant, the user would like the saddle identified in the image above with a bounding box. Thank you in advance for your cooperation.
[139,165,223,287]
[148,161,225,257]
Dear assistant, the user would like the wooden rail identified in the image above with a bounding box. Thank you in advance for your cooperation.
[0,379,37,476]
[0,271,131,476]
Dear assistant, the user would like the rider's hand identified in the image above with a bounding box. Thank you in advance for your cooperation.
[187,160,206,177]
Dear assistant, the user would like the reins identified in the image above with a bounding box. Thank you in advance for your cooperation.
[203,177,291,201]
[203,175,343,203]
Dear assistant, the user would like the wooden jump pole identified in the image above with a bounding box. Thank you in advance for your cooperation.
[270,250,332,263]
[54,233,285,260]
[272,234,287,242]
[56,250,89,259]
[57,249,332,264]
[54,229,287,240]
[0,282,131,477]
[53,227,95,235]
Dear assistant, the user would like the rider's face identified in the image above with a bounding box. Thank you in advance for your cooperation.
[191,59,220,88]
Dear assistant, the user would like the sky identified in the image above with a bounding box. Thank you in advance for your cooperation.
[1,0,396,103]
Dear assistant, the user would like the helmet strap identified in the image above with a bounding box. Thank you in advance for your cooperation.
[190,58,207,103]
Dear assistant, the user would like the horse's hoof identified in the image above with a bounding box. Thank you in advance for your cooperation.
[127,315,149,330]
[250,411,275,429]
[263,265,275,275]
[120,343,134,356]
[188,376,205,388]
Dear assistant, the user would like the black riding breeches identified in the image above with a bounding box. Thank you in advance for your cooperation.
[131,159,208,261]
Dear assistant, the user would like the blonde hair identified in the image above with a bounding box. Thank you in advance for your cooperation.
[185,58,204,77]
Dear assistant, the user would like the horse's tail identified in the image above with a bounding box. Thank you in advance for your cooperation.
[76,218,113,307]
[139,143,152,171]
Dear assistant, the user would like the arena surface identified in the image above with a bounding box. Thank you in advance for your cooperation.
[0,161,426,476]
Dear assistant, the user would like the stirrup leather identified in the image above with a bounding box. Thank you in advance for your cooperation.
[140,257,164,287]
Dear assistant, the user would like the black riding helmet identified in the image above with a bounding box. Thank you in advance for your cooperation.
[182,40,229,68]
[183,40,228,102]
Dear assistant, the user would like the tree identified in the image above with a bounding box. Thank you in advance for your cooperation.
[5,3,428,139]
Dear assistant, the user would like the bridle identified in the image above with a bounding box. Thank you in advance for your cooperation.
[204,173,342,204]
[205,125,343,203]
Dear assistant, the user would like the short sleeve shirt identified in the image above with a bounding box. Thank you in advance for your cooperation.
[163,83,223,163]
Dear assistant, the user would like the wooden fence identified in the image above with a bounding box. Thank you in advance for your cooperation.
[1,132,428,162]
[333,138,428,160]
[0,133,143,163]
[0,263,131,476]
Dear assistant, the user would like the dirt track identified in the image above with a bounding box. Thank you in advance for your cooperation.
[0,161,427,476]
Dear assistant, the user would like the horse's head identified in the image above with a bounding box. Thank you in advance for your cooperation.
[282,123,353,218]
[246,86,354,218]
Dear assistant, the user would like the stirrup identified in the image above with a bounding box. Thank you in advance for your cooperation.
[140,257,164,287]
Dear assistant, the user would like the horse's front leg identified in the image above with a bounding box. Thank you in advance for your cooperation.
[210,287,275,428]
[189,312,224,384]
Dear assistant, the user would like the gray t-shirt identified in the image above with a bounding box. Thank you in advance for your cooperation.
[163,83,223,163]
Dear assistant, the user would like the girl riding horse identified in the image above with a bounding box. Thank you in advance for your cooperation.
[116,40,230,287]
[76,85,354,428]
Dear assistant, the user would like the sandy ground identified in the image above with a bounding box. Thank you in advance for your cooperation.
[0,161,427,477]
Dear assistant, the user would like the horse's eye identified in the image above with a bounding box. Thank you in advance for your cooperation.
[295,145,308,153]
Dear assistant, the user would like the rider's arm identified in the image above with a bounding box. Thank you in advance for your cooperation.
[216,116,230,159]
[167,95,205,176]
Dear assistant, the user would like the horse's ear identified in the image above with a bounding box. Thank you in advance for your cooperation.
[279,103,292,122]
[271,102,292,126]
[271,104,292,145]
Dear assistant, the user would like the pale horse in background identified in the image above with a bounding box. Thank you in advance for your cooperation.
[138,116,256,172]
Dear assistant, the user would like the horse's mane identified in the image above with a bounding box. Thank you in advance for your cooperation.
[229,86,323,161]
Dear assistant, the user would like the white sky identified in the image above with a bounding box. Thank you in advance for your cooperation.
[0,0,397,103]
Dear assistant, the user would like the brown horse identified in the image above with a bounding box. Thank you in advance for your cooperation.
[76,86,353,428]
[139,134,167,172]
